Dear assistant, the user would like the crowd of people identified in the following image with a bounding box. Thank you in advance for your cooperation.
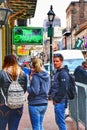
[0,53,87,130]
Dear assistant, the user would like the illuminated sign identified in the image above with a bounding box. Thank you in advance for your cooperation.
[17,46,29,56]
[12,26,43,45]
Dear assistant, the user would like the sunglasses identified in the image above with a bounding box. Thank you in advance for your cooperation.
[53,53,63,57]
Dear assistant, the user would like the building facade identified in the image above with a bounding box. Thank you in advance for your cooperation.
[43,16,61,32]
[63,0,87,50]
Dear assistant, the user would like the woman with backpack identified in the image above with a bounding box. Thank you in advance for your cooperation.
[27,58,50,130]
[0,54,27,130]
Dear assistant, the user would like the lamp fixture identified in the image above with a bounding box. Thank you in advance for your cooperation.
[0,0,13,27]
[47,5,55,25]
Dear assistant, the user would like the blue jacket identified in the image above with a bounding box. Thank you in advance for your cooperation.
[74,66,87,84]
[22,67,31,75]
[50,68,69,103]
[27,70,50,105]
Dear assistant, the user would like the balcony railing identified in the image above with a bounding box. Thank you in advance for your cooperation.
[62,28,71,36]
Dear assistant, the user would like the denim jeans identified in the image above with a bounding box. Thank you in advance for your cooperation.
[54,101,67,130]
[8,107,23,130]
[28,105,47,130]
[0,105,23,130]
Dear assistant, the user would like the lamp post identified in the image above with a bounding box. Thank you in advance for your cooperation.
[0,0,13,27]
[47,5,55,87]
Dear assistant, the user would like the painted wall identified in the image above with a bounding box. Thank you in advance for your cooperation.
[0,29,2,70]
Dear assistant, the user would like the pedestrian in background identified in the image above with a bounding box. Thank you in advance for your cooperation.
[50,53,69,130]
[22,63,31,87]
[74,60,87,84]
[27,58,50,130]
[0,54,27,130]
[22,63,31,76]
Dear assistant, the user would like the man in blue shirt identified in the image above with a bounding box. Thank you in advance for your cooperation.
[50,53,69,130]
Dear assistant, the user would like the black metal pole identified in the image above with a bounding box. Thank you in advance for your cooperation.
[50,24,53,89]
[47,5,55,98]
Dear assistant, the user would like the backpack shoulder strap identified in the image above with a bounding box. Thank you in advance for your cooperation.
[4,70,20,82]
[16,69,20,81]
[59,69,69,77]
[57,69,67,79]
[4,71,12,82]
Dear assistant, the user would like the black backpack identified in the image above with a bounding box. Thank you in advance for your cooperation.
[67,73,76,100]
[59,70,76,100]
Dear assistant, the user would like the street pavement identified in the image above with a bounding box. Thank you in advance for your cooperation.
[18,95,85,130]
[6,93,85,130]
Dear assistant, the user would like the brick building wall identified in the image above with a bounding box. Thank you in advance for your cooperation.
[66,0,87,29]
[63,0,87,49]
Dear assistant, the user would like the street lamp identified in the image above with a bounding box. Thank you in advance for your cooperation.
[47,5,55,86]
[0,0,13,27]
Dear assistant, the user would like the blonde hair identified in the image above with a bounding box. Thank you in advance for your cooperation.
[32,58,42,73]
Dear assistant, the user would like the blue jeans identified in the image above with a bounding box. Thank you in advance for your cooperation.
[0,105,23,130]
[28,105,47,130]
[54,101,67,130]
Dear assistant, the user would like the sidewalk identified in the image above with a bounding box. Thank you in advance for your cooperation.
[18,100,85,130]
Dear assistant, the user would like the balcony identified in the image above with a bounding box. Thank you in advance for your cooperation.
[62,28,71,36]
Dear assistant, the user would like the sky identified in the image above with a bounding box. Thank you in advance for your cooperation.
[29,0,79,28]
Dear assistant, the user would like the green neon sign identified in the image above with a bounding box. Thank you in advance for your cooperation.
[12,26,43,45]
